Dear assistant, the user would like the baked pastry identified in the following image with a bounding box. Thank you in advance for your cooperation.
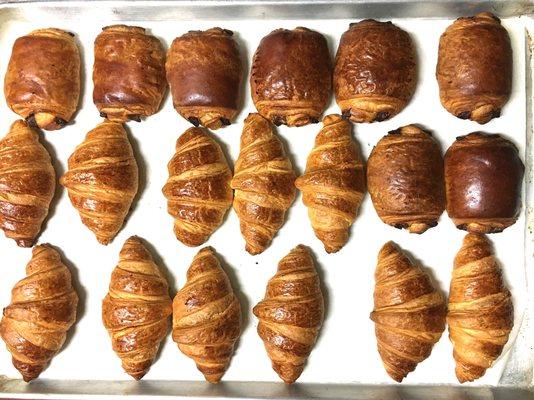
[370,241,446,382]
[253,245,324,384]
[166,28,242,130]
[0,244,78,382]
[93,25,166,122]
[0,120,55,247]
[162,127,233,247]
[448,233,513,383]
[367,125,445,233]
[334,20,416,123]
[102,236,172,380]
[4,28,80,130]
[445,132,524,233]
[251,27,332,127]
[172,247,241,383]
[295,114,365,253]
[60,120,139,245]
[231,113,296,255]
[436,12,512,124]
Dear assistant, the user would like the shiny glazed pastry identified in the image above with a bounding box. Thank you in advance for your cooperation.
[334,20,416,123]
[250,27,332,127]
[253,245,324,384]
[60,120,139,245]
[445,132,524,233]
[166,27,243,130]
[0,120,55,247]
[231,113,296,255]
[93,25,166,123]
[436,13,512,124]
[102,236,172,380]
[295,114,366,253]
[448,233,513,383]
[172,247,241,383]
[162,127,233,247]
[4,28,80,130]
[370,242,446,382]
[367,125,445,233]
[0,244,78,382]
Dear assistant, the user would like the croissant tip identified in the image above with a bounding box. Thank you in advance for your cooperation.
[96,236,113,245]
[204,373,224,383]
[129,371,147,380]
[15,238,35,247]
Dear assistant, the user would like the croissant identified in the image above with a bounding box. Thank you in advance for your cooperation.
[334,20,416,123]
[448,233,513,383]
[436,12,512,124]
[367,125,445,233]
[444,132,524,233]
[166,28,243,130]
[295,114,365,253]
[231,113,296,255]
[370,241,446,382]
[102,236,172,380]
[60,120,139,245]
[172,247,241,383]
[250,27,332,127]
[0,120,55,247]
[162,127,233,247]
[4,28,80,130]
[0,244,78,382]
[253,245,324,384]
[93,25,166,123]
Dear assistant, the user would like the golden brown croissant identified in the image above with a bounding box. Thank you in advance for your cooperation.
[102,236,172,380]
[162,127,233,247]
[4,28,80,130]
[253,245,324,384]
[370,242,446,382]
[172,247,241,383]
[0,120,55,247]
[93,25,166,122]
[448,233,513,383]
[436,12,512,124]
[166,27,243,130]
[334,20,416,123]
[231,113,296,255]
[0,244,78,382]
[295,114,365,253]
[60,120,138,245]
[367,125,445,234]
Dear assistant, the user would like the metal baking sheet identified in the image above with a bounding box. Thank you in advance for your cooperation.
[0,1,532,399]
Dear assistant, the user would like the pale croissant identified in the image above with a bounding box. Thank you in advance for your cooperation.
[295,114,365,253]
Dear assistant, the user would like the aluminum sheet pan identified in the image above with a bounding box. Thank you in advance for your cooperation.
[0,1,532,399]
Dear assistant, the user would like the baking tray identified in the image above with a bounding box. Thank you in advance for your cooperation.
[0,1,533,399]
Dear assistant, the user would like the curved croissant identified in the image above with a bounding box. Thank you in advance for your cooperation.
[253,245,324,384]
[172,247,241,383]
[60,120,138,245]
[448,233,513,383]
[231,113,296,255]
[0,244,78,382]
[370,242,446,382]
[102,236,172,380]
[162,127,233,247]
[0,120,55,247]
[295,114,365,253]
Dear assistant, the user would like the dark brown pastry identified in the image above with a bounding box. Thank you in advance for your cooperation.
[250,27,332,127]
[93,25,166,123]
[166,27,242,130]
[436,12,512,124]
[445,132,524,233]
[367,125,445,233]
[4,28,80,130]
[334,20,416,123]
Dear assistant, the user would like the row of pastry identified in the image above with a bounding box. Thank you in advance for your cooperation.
[4,12,511,133]
[0,233,512,384]
[0,113,524,254]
